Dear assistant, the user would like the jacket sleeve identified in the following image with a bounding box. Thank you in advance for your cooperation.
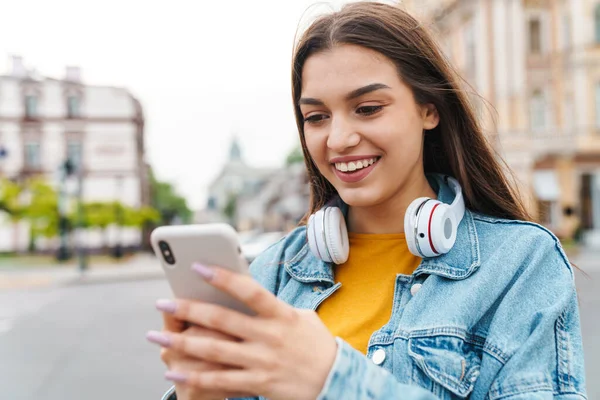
[316,337,442,399]
[469,235,587,399]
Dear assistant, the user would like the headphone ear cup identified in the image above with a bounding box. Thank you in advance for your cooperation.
[324,207,349,264]
[404,197,429,257]
[429,204,457,254]
[307,209,331,262]
[307,213,321,260]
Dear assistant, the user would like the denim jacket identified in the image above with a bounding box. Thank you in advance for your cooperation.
[162,175,587,400]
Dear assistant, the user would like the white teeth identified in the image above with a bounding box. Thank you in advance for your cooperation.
[334,157,378,172]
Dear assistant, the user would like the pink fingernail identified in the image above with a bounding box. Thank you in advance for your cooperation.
[146,330,171,347]
[156,299,177,314]
[165,370,188,383]
[192,263,215,281]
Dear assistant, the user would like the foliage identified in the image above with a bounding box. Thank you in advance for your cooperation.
[285,145,305,166]
[25,178,59,238]
[223,192,237,221]
[0,178,59,238]
[0,178,161,245]
[79,201,160,229]
[149,168,193,224]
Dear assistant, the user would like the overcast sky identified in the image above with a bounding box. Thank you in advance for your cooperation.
[0,0,385,209]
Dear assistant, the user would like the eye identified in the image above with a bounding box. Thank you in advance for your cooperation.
[356,105,383,116]
[303,114,329,125]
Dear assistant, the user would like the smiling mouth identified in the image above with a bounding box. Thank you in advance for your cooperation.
[333,157,381,173]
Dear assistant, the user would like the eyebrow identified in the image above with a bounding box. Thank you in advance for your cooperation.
[298,83,391,106]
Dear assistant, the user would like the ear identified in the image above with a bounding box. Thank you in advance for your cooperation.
[421,103,440,130]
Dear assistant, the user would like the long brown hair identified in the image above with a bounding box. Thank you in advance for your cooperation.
[292,2,531,224]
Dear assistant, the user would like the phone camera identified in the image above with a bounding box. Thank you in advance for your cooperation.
[158,240,176,265]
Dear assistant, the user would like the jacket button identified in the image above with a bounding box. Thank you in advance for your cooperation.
[372,349,386,365]
[410,283,422,296]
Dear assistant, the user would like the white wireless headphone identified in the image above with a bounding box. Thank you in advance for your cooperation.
[307,175,465,263]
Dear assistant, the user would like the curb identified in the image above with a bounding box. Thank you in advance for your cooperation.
[65,270,166,286]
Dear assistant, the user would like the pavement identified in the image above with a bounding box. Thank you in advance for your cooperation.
[0,252,165,290]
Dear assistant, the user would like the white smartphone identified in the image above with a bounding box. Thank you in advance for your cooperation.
[150,223,254,315]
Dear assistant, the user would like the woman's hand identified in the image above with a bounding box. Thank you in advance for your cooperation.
[148,263,338,400]
[149,310,252,400]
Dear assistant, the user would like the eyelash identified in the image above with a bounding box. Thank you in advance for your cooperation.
[303,105,383,125]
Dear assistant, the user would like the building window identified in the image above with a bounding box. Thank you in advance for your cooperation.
[67,140,83,169]
[595,4,600,43]
[25,95,38,119]
[529,18,542,54]
[530,89,546,130]
[67,96,80,118]
[24,142,41,168]
[207,196,217,210]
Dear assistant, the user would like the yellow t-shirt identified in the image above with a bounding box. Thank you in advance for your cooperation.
[316,233,421,354]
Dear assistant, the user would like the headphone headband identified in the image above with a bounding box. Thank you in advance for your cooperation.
[445,176,465,224]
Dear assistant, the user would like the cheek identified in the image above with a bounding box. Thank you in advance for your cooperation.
[304,133,326,163]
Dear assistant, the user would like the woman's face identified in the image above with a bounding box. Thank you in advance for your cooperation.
[299,44,439,208]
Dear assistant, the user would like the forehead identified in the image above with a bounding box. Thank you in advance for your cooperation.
[301,44,399,95]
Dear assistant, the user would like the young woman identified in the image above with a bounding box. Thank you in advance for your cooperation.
[148,2,587,399]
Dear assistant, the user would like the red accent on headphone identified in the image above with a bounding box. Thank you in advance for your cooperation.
[428,203,440,255]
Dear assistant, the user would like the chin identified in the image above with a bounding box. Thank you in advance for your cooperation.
[336,187,387,208]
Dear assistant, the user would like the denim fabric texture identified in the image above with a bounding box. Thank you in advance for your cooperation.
[162,174,587,400]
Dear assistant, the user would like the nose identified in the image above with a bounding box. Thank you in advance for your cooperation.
[326,116,360,153]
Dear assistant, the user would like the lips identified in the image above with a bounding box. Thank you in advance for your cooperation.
[332,157,381,183]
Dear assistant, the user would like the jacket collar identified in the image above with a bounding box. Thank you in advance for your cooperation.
[285,174,481,284]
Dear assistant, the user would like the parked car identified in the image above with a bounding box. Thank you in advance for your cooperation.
[240,231,285,263]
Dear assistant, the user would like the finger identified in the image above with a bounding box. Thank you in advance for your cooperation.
[184,325,237,342]
[168,332,269,369]
[168,369,262,396]
[157,299,266,341]
[160,347,225,371]
[149,330,266,369]
[162,312,186,333]
[193,263,293,319]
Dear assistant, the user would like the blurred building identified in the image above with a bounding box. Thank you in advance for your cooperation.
[236,162,309,232]
[0,55,149,252]
[402,0,600,246]
[196,138,309,232]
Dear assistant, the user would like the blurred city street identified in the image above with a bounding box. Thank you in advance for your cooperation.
[0,249,598,400]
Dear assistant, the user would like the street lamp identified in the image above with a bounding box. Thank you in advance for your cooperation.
[56,159,74,261]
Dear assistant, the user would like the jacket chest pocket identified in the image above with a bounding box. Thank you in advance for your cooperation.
[408,335,482,399]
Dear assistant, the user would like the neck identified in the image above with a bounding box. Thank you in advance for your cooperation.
[347,175,437,234]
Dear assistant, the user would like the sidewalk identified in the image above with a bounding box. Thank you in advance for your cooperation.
[0,253,165,290]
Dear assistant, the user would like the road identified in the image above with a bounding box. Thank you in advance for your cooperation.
[0,253,598,399]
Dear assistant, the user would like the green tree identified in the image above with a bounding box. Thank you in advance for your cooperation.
[0,178,60,252]
[82,202,115,251]
[223,192,237,222]
[285,145,304,166]
[22,178,60,250]
[115,202,160,228]
[149,168,192,225]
